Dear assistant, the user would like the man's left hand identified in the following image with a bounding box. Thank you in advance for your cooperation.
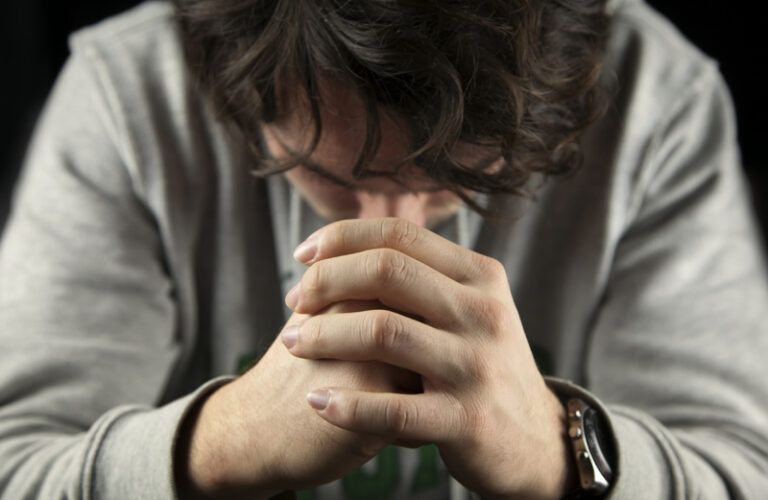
[283,218,575,500]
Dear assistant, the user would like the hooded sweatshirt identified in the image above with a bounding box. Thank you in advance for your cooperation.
[1,0,767,499]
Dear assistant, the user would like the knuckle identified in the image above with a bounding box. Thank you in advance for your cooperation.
[325,221,350,250]
[368,311,405,353]
[474,254,507,283]
[380,218,419,249]
[346,394,364,427]
[462,342,492,384]
[384,398,413,435]
[302,262,326,296]
[438,392,487,445]
[441,338,479,385]
[301,318,324,350]
[461,399,490,444]
[370,249,409,286]
[461,293,509,338]
[483,299,511,338]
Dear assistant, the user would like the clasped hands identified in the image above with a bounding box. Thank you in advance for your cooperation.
[281,218,574,500]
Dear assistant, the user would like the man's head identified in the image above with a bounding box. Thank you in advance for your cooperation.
[174,0,609,214]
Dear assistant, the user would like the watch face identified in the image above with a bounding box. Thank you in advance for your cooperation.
[583,407,615,482]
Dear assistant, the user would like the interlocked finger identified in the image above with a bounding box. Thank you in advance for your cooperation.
[287,249,469,328]
[285,310,466,383]
[308,388,462,444]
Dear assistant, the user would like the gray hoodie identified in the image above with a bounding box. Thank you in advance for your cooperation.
[1,0,767,498]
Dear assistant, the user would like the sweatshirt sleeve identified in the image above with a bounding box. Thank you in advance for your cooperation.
[0,48,225,499]
[584,64,768,498]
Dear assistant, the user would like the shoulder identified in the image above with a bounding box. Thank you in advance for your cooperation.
[66,1,186,107]
[605,0,722,119]
[525,1,736,254]
[64,2,187,111]
[63,2,221,200]
[594,0,731,196]
[68,1,179,58]
[64,1,187,117]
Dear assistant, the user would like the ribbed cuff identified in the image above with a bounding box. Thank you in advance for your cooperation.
[86,376,235,500]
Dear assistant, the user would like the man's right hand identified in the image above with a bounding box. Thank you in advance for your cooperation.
[177,303,420,499]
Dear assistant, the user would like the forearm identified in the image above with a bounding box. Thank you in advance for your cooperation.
[174,379,280,500]
[0,378,230,500]
[608,407,767,499]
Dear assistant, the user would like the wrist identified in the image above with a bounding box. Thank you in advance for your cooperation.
[487,387,580,500]
[174,382,279,500]
[540,388,582,499]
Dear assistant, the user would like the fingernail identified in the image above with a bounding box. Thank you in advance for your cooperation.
[286,282,300,309]
[293,240,318,263]
[307,389,331,411]
[281,325,299,349]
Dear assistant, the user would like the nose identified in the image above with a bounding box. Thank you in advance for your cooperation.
[355,191,427,227]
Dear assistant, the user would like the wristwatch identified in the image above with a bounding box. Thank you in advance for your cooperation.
[566,398,615,496]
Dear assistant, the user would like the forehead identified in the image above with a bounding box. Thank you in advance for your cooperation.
[271,78,502,189]
[301,158,447,194]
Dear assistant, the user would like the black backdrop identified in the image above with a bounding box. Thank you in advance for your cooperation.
[1,1,765,240]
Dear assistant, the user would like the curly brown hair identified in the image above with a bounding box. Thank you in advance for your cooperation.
[173,0,610,206]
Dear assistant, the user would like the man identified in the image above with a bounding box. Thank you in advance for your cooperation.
[1,0,767,499]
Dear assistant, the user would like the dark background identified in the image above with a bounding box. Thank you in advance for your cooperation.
[1,1,765,240]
